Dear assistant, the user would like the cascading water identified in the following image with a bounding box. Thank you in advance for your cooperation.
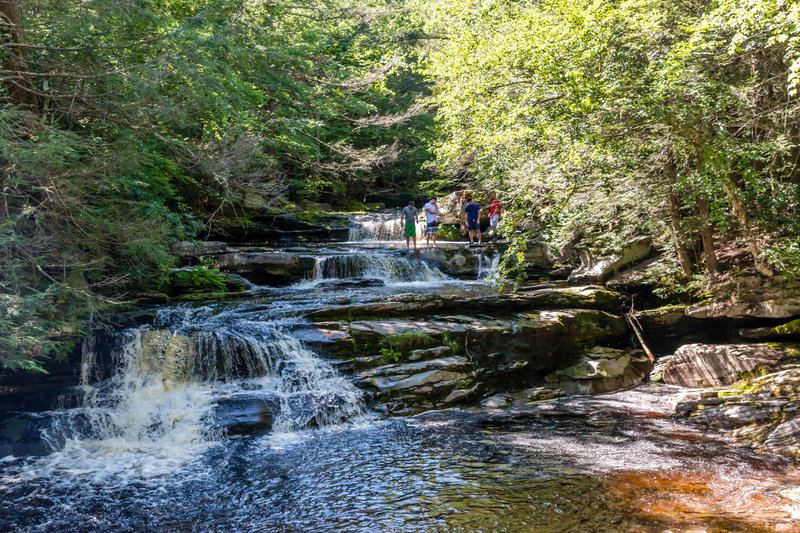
[348,213,426,241]
[306,253,449,285]
[38,307,365,474]
[476,251,501,281]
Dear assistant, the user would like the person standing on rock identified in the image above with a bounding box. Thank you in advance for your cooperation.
[489,192,501,241]
[423,197,442,247]
[463,197,482,246]
[400,200,418,251]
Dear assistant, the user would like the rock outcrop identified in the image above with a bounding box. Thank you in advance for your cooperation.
[215,252,316,285]
[545,346,653,395]
[674,367,800,459]
[303,285,623,321]
[686,274,800,320]
[662,343,800,387]
[567,237,654,284]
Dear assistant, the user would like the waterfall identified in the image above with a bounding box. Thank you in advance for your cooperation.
[477,252,501,281]
[308,253,449,284]
[348,213,425,241]
[41,309,365,468]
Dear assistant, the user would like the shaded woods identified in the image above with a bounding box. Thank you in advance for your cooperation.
[0,0,434,369]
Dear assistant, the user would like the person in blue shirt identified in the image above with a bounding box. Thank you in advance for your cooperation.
[463,197,482,245]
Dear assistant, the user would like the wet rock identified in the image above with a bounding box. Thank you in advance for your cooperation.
[481,393,513,409]
[215,252,316,285]
[343,309,627,372]
[520,387,565,402]
[314,278,385,289]
[441,384,481,405]
[567,237,654,284]
[686,274,800,320]
[304,285,624,320]
[545,346,653,395]
[763,418,800,455]
[408,346,452,362]
[356,357,473,393]
[662,343,800,387]
[688,403,782,429]
[740,319,800,341]
[673,367,800,459]
[355,357,477,412]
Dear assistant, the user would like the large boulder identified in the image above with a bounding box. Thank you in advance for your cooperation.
[545,346,653,395]
[354,357,477,415]
[662,343,800,387]
[567,237,654,284]
[214,252,316,285]
[686,274,800,320]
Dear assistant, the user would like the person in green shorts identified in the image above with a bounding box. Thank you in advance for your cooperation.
[399,200,418,251]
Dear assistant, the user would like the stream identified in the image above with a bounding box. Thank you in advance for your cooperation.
[1,214,799,532]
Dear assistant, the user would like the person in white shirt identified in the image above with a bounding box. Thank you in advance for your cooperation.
[423,197,443,247]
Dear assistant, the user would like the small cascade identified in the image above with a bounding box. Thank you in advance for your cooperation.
[41,309,365,463]
[309,253,449,284]
[476,252,501,281]
[348,213,425,241]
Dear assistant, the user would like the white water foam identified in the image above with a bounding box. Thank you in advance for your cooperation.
[33,312,365,479]
[297,253,450,288]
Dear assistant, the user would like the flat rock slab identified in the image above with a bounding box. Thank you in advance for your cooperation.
[215,252,316,285]
[304,285,623,320]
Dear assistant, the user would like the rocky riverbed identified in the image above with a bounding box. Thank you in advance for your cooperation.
[2,210,800,531]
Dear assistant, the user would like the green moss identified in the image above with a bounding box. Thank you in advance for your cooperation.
[380,333,436,350]
[772,319,800,336]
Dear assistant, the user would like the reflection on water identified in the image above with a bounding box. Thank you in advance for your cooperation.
[2,386,798,532]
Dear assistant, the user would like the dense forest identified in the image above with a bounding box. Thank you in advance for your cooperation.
[2,0,799,371]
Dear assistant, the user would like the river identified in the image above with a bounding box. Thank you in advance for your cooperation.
[1,214,798,532]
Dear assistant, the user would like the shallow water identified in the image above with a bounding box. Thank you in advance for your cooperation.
[2,386,799,532]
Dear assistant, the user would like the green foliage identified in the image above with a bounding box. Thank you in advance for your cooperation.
[1,0,435,371]
[169,267,244,295]
[416,0,800,281]
[442,331,460,354]
[377,347,402,365]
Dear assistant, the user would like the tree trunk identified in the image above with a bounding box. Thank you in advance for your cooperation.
[695,194,720,275]
[0,0,39,110]
[667,189,694,276]
[721,174,773,277]
[664,153,694,276]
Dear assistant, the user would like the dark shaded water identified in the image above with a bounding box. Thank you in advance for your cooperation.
[1,386,798,532]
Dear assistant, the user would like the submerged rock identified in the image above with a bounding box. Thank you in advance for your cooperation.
[662,343,800,387]
[545,346,653,395]
[314,278,385,289]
